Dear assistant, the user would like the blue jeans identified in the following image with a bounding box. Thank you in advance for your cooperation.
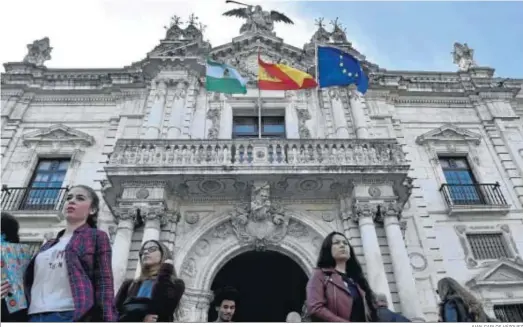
[29,311,74,322]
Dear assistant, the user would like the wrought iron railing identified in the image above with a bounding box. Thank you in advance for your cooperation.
[439,183,508,207]
[1,186,69,212]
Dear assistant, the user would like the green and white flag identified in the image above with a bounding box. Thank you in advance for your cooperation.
[206,59,247,94]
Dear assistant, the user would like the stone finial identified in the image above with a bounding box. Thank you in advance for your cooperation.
[310,17,331,44]
[330,17,348,43]
[23,37,52,66]
[452,42,477,71]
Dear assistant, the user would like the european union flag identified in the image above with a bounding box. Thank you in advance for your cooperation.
[317,46,369,94]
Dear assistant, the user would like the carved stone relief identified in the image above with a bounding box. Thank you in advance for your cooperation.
[455,224,520,269]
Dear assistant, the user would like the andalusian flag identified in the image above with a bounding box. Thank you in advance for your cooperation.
[206,59,247,94]
[258,55,318,90]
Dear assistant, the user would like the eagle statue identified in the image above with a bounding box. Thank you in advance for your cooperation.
[223,4,294,34]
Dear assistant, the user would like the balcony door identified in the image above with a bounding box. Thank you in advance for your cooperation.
[23,159,69,210]
[440,157,482,205]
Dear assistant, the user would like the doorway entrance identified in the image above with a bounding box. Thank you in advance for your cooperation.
[207,250,309,322]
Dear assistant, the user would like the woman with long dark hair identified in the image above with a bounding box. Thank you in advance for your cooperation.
[115,240,185,322]
[24,185,118,322]
[306,231,377,322]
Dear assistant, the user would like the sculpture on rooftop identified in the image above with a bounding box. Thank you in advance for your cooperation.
[330,17,348,43]
[223,1,294,35]
[452,42,477,71]
[23,37,52,66]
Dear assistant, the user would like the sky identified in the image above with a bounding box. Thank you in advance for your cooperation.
[1,0,522,77]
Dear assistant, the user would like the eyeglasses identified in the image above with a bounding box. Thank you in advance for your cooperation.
[139,245,159,256]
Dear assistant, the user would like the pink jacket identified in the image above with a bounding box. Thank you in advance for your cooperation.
[306,268,372,322]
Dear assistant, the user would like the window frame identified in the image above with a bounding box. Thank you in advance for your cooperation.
[454,224,520,269]
[232,115,286,139]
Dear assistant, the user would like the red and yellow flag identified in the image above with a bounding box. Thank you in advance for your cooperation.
[258,55,318,90]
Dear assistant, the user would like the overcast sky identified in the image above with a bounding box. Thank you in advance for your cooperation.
[1,0,522,77]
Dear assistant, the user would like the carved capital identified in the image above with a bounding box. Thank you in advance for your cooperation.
[352,201,380,222]
[113,207,138,226]
[140,206,168,226]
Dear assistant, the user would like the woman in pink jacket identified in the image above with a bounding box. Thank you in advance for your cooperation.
[306,232,377,322]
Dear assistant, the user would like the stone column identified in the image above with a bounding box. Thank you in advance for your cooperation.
[348,85,369,139]
[111,207,136,292]
[145,79,168,139]
[329,88,350,138]
[382,201,425,321]
[353,201,392,306]
[134,206,165,278]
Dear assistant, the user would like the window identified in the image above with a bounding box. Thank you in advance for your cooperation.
[440,157,482,204]
[232,116,285,139]
[23,158,69,210]
[494,304,523,322]
[467,233,510,260]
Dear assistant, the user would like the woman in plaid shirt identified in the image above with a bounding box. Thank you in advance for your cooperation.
[24,185,118,322]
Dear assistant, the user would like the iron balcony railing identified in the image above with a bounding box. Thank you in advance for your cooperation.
[440,182,508,207]
[1,186,69,212]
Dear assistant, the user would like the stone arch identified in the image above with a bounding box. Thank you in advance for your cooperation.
[177,209,330,291]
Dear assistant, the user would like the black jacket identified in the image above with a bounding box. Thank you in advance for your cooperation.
[115,263,185,322]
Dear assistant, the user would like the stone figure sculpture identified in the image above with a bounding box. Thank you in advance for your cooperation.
[452,42,477,71]
[23,37,52,66]
[223,2,293,35]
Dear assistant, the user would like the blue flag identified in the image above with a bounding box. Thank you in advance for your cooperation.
[317,46,369,94]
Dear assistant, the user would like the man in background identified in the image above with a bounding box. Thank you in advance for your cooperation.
[376,293,411,322]
[213,287,239,322]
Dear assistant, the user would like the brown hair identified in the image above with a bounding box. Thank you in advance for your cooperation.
[69,185,100,228]
[138,240,174,280]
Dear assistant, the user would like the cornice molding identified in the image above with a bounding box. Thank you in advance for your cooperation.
[415,124,481,146]
[22,124,95,148]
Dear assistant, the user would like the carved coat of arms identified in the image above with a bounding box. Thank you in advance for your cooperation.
[230,182,289,250]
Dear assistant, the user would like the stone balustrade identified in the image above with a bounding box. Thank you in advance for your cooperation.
[107,138,408,168]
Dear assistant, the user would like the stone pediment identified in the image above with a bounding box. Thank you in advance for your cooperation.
[22,124,95,148]
[466,259,523,289]
[415,124,481,145]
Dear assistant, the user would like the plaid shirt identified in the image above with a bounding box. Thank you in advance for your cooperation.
[24,224,118,322]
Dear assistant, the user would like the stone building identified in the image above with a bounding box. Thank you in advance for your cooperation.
[2,8,523,323]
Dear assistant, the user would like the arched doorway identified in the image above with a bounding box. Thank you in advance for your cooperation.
[207,250,309,322]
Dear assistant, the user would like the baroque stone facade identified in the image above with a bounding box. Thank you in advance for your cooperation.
[2,9,523,323]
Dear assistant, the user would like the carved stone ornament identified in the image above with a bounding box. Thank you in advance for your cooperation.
[206,105,221,139]
[452,42,477,71]
[23,37,52,66]
[230,181,290,250]
[223,4,294,35]
[22,124,95,149]
[415,124,481,146]
[351,201,388,223]
[113,207,138,225]
[296,107,312,138]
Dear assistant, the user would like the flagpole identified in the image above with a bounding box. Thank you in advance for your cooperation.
[257,48,262,139]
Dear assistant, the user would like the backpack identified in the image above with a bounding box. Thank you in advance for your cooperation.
[301,271,332,322]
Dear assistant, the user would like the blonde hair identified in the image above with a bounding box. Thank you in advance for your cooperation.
[437,277,488,322]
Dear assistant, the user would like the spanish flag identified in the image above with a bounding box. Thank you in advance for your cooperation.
[258,55,318,90]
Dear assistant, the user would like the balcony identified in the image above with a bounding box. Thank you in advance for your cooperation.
[103,138,412,204]
[1,186,68,222]
[440,183,511,215]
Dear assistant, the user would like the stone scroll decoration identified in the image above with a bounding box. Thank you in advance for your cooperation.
[230,181,290,251]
